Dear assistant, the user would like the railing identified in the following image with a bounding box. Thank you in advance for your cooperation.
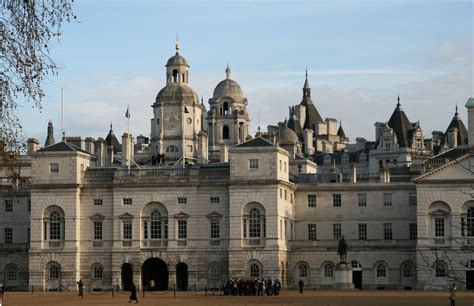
[48,241,63,248]
[242,238,265,248]
[141,240,168,248]
[290,239,416,249]
[0,243,29,251]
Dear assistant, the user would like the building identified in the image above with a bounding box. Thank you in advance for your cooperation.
[0,45,472,292]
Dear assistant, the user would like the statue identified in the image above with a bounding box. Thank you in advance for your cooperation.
[337,235,348,263]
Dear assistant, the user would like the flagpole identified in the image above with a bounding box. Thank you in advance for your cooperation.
[127,105,130,136]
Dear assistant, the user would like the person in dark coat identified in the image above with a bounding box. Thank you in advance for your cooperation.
[129,283,138,303]
[76,279,84,297]
[298,279,304,294]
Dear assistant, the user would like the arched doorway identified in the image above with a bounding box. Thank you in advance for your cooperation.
[176,262,188,291]
[121,263,133,291]
[142,258,168,291]
[351,261,362,289]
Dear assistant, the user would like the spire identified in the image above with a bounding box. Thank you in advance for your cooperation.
[44,120,56,147]
[225,64,231,79]
[397,93,401,108]
[303,69,311,98]
[109,122,113,133]
[455,104,459,117]
[175,33,180,54]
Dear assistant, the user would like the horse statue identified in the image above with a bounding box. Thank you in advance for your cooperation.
[337,235,348,263]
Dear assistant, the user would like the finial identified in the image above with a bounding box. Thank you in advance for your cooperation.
[305,67,308,80]
[175,33,180,53]
[397,93,401,107]
[110,122,113,132]
[225,64,231,79]
[340,118,342,126]
[455,104,458,116]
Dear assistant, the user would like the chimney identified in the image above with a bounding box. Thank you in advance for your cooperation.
[121,133,131,168]
[350,162,357,183]
[466,98,474,152]
[447,127,458,148]
[379,168,390,183]
[197,131,208,164]
[96,138,105,167]
[27,138,39,155]
[85,137,95,155]
[219,142,228,163]
[303,129,314,155]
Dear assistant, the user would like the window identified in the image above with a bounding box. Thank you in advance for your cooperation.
[50,163,59,173]
[178,220,187,239]
[358,194,367,207]
[178,197,187,204]
[210,221,219,239]
[333,194,341,207]
[358,223,367,240]
[4,228,12,244]
[383,193,392,207]
[307,194,317,207]
[243,219,247,238]
[28,199,31,212]
[166,145,178,152]
[250,264,259,278]
[324,264,334,277]
[435,261,446,277]
[50,211,62,240]
[210,197,220,204]
[384,223,392,240]
[435,218,445,237]
[308,224,317,241]
[403,263,413,278]
[5,199,13,212]
[150,210,162,239]
[284,190,287,201]
[299,264,308,278]
[49,265,59,279]
[466,208,474,237]
[249,208,262,238]
[122,221,132,240]
[122,198,132,205]
[93,265,103,279]
[223,126,229,139]
[93,222,103,240]
[279,189,282,199]
[333,224,341,240]
[210,264,220,278]
[93,199,103,206]
[409,193,417,207]
[6,265,17,280]
[249,159,258,169]
[409,223,417,240]
[376,264,386,277]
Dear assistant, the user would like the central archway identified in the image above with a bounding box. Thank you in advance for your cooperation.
[121,263,133,291]
[142,258,168,291]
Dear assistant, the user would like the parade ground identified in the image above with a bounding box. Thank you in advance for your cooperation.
[1,290,474,306]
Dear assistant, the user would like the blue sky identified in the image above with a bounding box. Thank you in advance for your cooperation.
[20,0,472,144]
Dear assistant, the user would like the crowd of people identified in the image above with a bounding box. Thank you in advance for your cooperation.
[220,278,281,296]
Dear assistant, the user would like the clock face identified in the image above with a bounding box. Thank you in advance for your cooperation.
[186,118,192,124]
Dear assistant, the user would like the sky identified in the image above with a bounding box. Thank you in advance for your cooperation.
[19,0,473,145]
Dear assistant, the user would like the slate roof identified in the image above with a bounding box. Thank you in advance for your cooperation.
[313,150,363,166]
[105,126,121,152]
[299,75,323,129]
[287,107,304,140]
[38,141,90,154]
[337,124,347,140]
[387,101,413,148]
[465,97,474,107]
[234,137,275,148]
[444,108,468,145]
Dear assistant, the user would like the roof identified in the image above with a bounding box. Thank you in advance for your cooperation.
[337,124,347,140]
[279,121,299,144]
[465,97,474,107]
[155,84,199,105]
[38,141,90,154]
[301,99,324,129]
[234,137,275,148]
[166,52,189,67]
[212,78,244,101]
[444,109,468,145]
[387,102,413,147]
[312,150,362,165]
[105,127,121,152]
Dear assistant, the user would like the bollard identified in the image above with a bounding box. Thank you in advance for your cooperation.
[89,284,91,292]
[205,286,207,298]
[173,284,176,298]
[194,283,196,291]
[31,285,34,294]
[143,288,145,298]
[112,286,114,297]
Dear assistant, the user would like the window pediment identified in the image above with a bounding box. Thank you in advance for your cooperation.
[430,209,450,216]
[206,211,223,220]
[174,212,189,219]
[90,213,105,221]
[118,212,134,220]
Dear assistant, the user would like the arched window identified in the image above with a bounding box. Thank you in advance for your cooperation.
[166,145,178,153]
[299,264,308,278]
[434,261,446,277]
[223,102,229,115]
[250,264,259,278]
[402,263,413,278]
[249,208,261,238]
[467,208,474,237]
[49,265,59,279]
[324,264,334,277]
[93,264,103,279]
[6,265,17,280]
[172,69,178,82]
[209,263,220,279]
[150,210,162,239]
[376,264,386,278]
[223,126,229,140]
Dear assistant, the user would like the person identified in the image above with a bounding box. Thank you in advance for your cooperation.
[298,279,304,294]
[129,282,138,303]
[76,279,84,298]
[449,283,456,306]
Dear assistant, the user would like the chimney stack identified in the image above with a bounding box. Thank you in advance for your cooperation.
[27,138,39,155]
[350,162,357,183]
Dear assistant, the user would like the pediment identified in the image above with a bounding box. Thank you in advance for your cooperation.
[173,212,189,219]
[206,211,223,219]
[429,209,450,216]
[90,213,105,220]
[415,154,473,182]
[118,212,134,220]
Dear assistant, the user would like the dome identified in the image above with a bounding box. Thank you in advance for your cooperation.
[212,78,243,100]
[279,122,299,144]
[166,53,189,67]
[156,84,199,105]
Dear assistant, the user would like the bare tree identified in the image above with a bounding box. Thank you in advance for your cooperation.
[1,0,76,182]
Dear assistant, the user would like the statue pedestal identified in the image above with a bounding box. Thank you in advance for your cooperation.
[334,262,354,290]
